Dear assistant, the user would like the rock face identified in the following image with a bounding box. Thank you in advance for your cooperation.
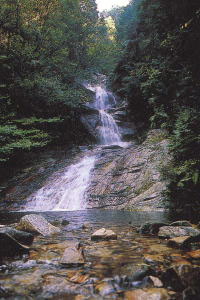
[81,99,136,142]
[91,228,117,241]
[17,214,61,236]
[86,130,169,210]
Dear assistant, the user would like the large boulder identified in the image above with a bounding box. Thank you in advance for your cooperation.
[0,227,34,257]
[158,226,200,239]
[91,228,117,241]
[17,214,61,236]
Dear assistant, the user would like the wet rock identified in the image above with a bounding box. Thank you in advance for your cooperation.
[186,249,200,260]
[9,269,44,295]
[125,288,170,300]
[170,221,193,227]
[139,222,168,235]
[182,287,199,300]
[158,226,200,239]
[0,227,34,246]
[0,286,9,298]
[82,223,91,230]
[161,267,184,292]
[10,259,37,270]
[86,129,169,211]
[173,264,200,290]
[144,254,165,265]
[81,109,100,139]
[91,228,117,241]
[67,272,89,284]
[180,234,200,249]
[17,214,61,236]
[0,227,33,257]
[129,265,155,282]
[167,236,190,249]
[102,145,122,150]
[60,242,85,266]
[61,219,69,226]
[96,281,115,296]
[41,276,85,299]
[147,276,163,287]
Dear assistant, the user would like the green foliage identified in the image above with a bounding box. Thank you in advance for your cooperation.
[0,124,49,162]
[113,0,200,212]
[0,0,120,166]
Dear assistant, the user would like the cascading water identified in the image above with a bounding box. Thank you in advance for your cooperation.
[23,83,122,211]
[25,156,95,211]
[87,85,122,146]
[96,87,122,145]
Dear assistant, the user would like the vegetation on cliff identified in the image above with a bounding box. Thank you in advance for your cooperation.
[112,0,200,212]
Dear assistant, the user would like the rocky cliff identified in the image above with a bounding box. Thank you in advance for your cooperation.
[1,130,170,211]
[86,129,170,211]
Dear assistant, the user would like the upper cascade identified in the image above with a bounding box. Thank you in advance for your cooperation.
[86,84,122,146]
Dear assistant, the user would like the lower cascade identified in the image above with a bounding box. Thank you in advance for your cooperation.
[25,156,95,211]
[24,84,122,211]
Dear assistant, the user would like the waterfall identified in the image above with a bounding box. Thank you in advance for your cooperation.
[23,82,123,211]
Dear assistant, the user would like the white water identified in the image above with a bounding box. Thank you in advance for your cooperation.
[25,156,95,211]
[99,110,121,145]
[24,84,123,211]
[91,85,122,145]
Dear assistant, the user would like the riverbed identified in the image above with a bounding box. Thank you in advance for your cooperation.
[1,210,199,299]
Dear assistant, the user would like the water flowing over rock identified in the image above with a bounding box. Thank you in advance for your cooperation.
[84,84,124,145]
[3,83,169,212]
[24,156,96,211]
[22,82,127,212]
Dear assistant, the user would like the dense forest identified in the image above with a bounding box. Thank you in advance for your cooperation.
[111,0,200,213]
[0,0,120,173]
[1,0,200,213]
